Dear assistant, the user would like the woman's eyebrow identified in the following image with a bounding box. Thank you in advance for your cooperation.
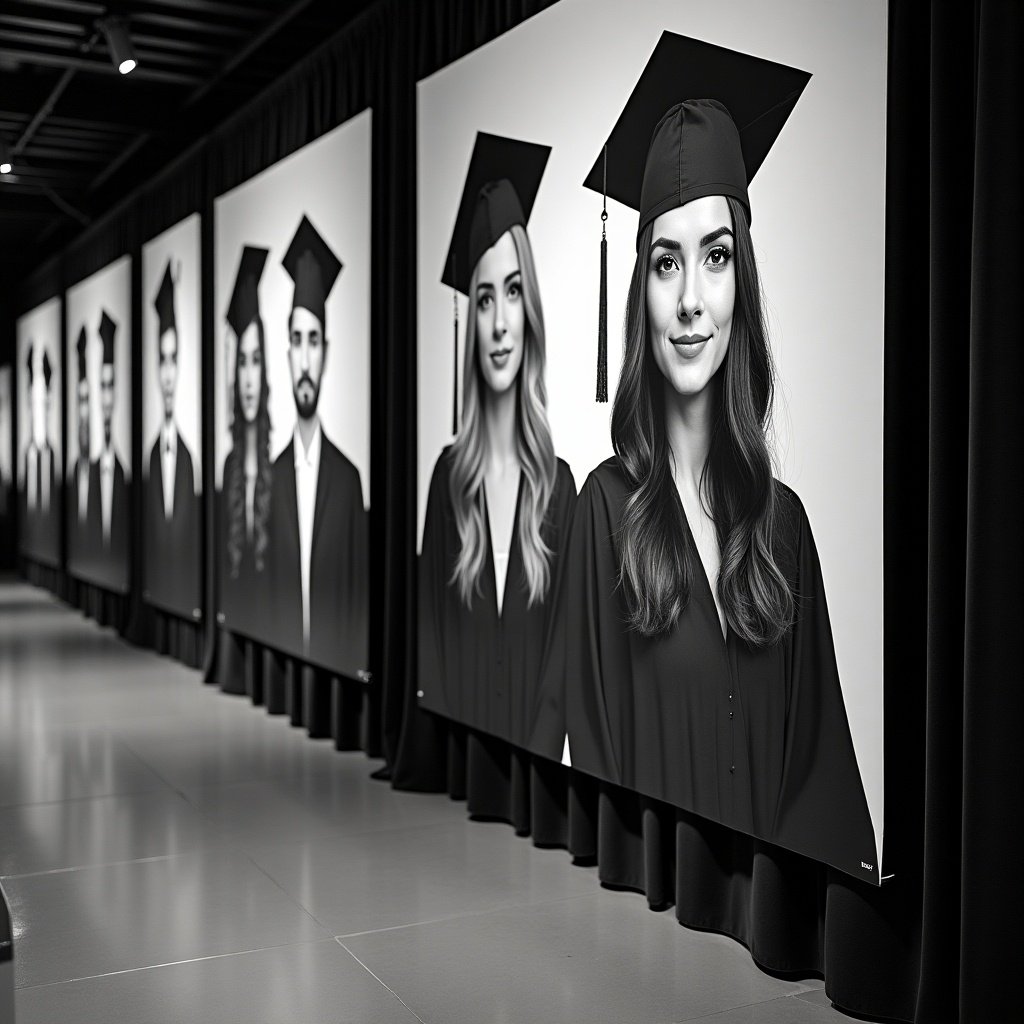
[650,236,681,253]
[503,270,521,286]
[700,226,733,247]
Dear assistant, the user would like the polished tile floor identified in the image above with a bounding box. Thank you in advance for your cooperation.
[0,582,878,1023]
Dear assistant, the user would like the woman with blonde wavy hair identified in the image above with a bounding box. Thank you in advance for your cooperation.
[419,135,576,746]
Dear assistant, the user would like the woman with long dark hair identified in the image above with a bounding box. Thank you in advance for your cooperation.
[220,246,273,633]
[545,44,877,880]
[418,135,576,746]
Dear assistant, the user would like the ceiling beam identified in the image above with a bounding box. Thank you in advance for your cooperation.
[0,47,205,85]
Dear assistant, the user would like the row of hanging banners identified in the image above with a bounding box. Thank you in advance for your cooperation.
[9,0,888,883]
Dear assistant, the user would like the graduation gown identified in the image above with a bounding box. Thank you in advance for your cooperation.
[218,447,271,642]
[86,453,129,592]
[67,457,93,577]
[268,432,368,677]
[418,447,577,747]
[36,443,59,563]
[540,457,877,881]
[145,431,200,618]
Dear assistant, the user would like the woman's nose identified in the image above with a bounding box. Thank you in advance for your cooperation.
[493,300,507,339]
[677,269,703,322]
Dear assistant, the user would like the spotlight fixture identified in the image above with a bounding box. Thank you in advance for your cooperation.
[98,17,137,75]
[0,138,11,175]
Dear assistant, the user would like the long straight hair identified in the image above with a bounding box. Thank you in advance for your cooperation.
[611,197,793,645]
[227,316,272,577]
[448,224,557,609]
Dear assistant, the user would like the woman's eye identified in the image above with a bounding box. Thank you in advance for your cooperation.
[507,280,521,299]
[477,293,493,311]
[654,253,678,275]
[706,246,732,269]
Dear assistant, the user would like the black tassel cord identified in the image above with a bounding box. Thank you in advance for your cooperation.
[596,145,608,403]
[452,257,459,435]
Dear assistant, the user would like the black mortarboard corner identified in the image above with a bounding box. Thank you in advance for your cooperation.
[98,310,116,366]
[226,246,269,340]
[42,350,52,389]
[583,32,810,401]
[154,261,176,338]
[282,215,342,332]
[441,131,551,432]
[76,327,87,382]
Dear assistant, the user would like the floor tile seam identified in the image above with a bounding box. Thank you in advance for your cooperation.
[670,992,831,1023]
[334,939,429,1024]
[13,938,339,993]
[0,845,239,882]
[239,812,490,852]
[0,784,177,812]
[241,848,338,935]
[331,889,604,941]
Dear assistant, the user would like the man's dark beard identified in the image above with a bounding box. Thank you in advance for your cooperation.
[293,374,320,421]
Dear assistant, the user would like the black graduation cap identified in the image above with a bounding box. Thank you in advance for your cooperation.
[583,32,810,401]
[154,260,176,337]
[441,132,551,296]
[583,32,811,238]
[98,310,117,366]
[226,246,269,339]
[76,327,87,382]
[282,215,342,331]
[42,350,52,389]
[25,342,33,383]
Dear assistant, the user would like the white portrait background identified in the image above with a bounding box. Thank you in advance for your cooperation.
[16,297,63,487]
[417,0,887,863]
[213,110,372,507]
[142,213,202,490]
[65,256,133,477]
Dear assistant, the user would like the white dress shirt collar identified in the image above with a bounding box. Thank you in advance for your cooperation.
[160,420,178,520]
[293,419,322,648]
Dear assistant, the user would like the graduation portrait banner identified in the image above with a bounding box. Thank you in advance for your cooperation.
[65,256,133,594]
[213,110,372,680]
[416,0,887,883]
[15,297,63,569]
[142,214,203,622]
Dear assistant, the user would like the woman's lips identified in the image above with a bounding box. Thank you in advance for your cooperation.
[490,348,512,368]
[670,333,710,357]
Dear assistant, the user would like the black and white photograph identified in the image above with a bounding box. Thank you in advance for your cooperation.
[417,0,886,881]
[142,214,202,620]
[0,367,11,524]
[15,298,63,568]
[417,132,577,747]
[65,256,133,594]
[214,111,371,679]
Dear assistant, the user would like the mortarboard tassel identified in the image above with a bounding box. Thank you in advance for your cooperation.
[452,256,460,435]
[596,146,609,403]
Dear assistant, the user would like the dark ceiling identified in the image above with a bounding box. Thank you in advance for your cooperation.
[0,0,377,287]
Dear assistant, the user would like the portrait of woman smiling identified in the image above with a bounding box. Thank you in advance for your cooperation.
[418,133,576,747]
[544,38,879,880]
